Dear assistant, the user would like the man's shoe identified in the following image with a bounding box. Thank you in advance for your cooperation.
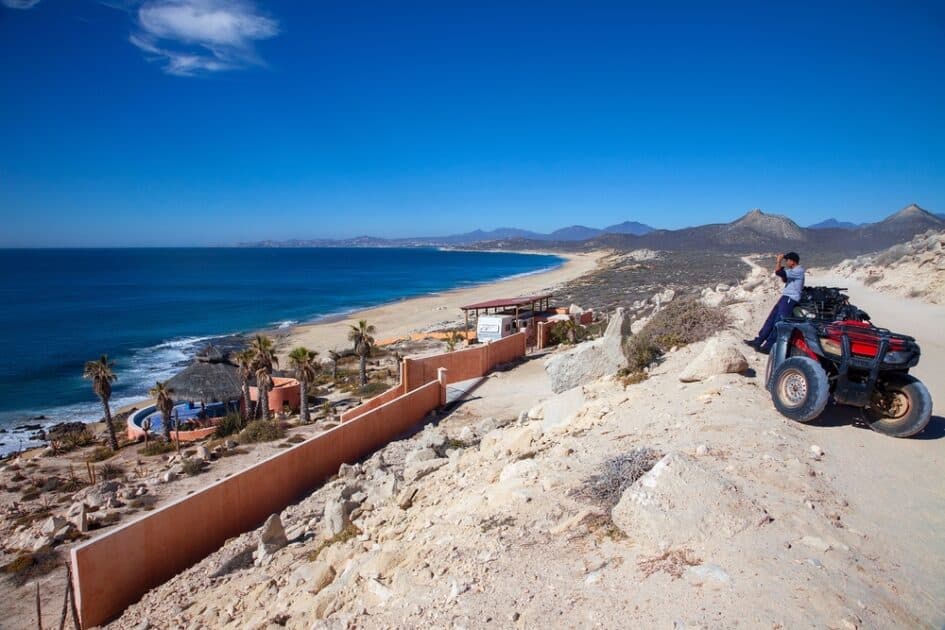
[756,345,771,355]
[743,339,760,350]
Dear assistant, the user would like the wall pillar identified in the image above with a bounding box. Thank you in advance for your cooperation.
[437,367,448,407]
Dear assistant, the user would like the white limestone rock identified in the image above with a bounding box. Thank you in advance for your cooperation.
[544,308,630,393]
[678,336,749,383]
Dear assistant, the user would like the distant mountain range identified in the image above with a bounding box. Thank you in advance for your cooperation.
[240,204,943,261]
[808,206,945,230]
[465,204,945,264]
[241,220,656,247]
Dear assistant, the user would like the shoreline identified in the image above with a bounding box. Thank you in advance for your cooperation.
[0,250,605,458]
[276,251,605,359]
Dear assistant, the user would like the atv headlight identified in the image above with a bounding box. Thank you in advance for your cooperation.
[883,351,909,364]
[820,338,841,355]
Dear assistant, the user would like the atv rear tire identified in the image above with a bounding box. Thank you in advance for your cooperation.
[866,374,932,438]
[770,357,830,423]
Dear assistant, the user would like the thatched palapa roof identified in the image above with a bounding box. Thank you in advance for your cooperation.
[165,344,242,402]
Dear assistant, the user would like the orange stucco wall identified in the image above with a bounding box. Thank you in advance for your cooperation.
[71,379,441,629]
[249,376,301,413]
[340,383,405,422]
[403,332,526,391]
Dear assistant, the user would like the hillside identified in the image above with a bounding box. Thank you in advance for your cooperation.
[105,264,945,629]
[831,229,945,303]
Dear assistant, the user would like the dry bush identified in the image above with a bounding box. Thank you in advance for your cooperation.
[626,299,728,370]
[638,548,701,579]
[863,274,881,286]
[98,462,124,481]
[1,547,61,586]
[180,458,204,476]
[575,448,662,509]
[87,446,116,463]
[618,370,649,386]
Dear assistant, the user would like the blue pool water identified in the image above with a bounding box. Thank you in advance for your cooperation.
[0,247,561,452]
[133,401,236,435]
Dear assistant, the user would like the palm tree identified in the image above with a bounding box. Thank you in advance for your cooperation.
[328,350,340,382]
[149,381,175,442]
[288,347,319,424]
[235,349,255,424]
[347,320,376,388]
[249,335,279,420]
[445,331,463,352]
[83,355,119,450]
[255,367,274,422]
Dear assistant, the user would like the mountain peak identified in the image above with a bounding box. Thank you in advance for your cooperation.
[881,203,940,224]
[731,208,804,240]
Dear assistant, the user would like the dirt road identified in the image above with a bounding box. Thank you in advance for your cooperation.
[759,265,945,623]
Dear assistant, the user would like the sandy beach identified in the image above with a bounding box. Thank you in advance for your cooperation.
[275,251,605,360]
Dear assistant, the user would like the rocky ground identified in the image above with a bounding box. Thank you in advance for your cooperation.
[97,261,944,629]
[554,249,750,314]
[831,229,945,303]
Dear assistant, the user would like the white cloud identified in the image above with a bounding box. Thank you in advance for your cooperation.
[1,0,42,9]
[129,0,279,76]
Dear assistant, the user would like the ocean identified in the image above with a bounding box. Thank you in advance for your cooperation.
[0,247,561,454]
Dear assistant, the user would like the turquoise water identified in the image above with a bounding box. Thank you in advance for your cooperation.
[0,247,561,453]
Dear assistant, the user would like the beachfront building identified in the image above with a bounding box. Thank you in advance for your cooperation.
[460,294,554,344]
[127,345,242,441]
[249,376,301,417]
[127,345,300,442]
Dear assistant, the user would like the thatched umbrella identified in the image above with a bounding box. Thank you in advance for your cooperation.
[165,344,242,404]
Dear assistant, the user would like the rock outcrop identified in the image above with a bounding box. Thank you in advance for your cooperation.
[678,336,749,382]
[544,307,630,393]
[611,452,764,552]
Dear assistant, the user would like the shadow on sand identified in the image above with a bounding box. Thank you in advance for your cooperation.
[809,403,945,440]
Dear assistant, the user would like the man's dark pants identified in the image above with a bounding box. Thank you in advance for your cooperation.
[756,296,797,349]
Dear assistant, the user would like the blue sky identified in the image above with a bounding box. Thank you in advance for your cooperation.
[1,1,943,246]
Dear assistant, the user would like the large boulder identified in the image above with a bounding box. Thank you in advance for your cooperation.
[544,308,630,393]
[611,452,764,552]
[678,336,749,383]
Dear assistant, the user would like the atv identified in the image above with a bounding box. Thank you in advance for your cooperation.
[764,286,933,437]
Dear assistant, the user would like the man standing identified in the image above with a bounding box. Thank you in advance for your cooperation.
[745,252,805,354]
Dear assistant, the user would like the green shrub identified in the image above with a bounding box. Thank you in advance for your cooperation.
[138,440,176,457]
[214,413,243,439]
[55,429,95,453]
[239,420,285,444]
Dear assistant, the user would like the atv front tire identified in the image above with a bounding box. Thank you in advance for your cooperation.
[866,374,933,438]
[770,357,830,423]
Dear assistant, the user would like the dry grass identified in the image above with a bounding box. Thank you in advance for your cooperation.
[1,547,61,586]
[574,448,662,510]
[86,446,116,463]
[304,523,362,562]
[619,370,649,386]
[638,548,701,579]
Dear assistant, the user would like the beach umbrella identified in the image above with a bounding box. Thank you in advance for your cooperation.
[164,344,243,404]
